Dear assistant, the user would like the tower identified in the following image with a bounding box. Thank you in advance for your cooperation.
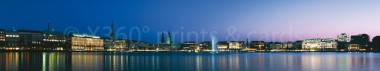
[108,20,115,50]
[161,32,165,44]
[48,20,51,31]
[110,20,115,41]
[167,30,171,44]
[246,38,249,49]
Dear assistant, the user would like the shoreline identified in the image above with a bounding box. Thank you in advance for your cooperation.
[1,50,379,53]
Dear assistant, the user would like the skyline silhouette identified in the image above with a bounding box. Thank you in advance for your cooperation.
[1,0,380,43]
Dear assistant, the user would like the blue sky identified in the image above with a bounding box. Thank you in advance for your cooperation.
[1,0,380,43]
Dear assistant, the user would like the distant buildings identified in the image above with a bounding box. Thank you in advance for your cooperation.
[200,41,211,50]
[337,33,350,42]
[302,38,337,51]
[229,41,244,50]
[181,41,199,51]
[350,34,370,51]
[337,33,350,51]
[293,40,303,50]
[250,41,265,50]
[0,29,5,49]
[4,30,20,50]
[42,31,67,50]
[113,40,127,51]
[372,36,380,51]
[157,30,173,51]
[217,41,228,51]
[283,42,293,50]
[267,42,282,50]
[70,33,104,51]
[3,22,380,52]
[16,30,44,50]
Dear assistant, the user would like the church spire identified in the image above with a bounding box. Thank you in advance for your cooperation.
[161,32,165,44]
[167,29,171,44]
[48,20,51,31]
[110,20,115,41]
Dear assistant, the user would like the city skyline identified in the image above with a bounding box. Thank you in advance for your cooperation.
[1,0,380,43]
[2,0,380,71]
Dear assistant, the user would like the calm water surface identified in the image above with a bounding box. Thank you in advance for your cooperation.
[0,52,379,71]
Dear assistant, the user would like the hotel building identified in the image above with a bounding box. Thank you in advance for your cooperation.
[250,41,265,50]
[17,30,44,50]
[217,41,228,51]
[229,41,244,50]
[4,30,20,50]
[302,38,337,51]
[70,33,104,51]
[42,31,67,50]
[350,34,370,50]
[40,21,68,50]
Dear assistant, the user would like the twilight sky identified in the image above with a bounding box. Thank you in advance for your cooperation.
[1,0,380,43]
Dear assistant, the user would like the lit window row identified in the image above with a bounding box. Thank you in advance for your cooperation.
[6,35,19,37]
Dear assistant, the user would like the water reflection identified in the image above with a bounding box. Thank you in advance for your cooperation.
[1,52,380,71]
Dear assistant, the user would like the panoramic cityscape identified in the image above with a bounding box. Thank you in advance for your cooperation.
[0,22,378,52]
[2,0,380,71]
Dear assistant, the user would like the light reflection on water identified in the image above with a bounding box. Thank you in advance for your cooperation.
[0,52,380,71]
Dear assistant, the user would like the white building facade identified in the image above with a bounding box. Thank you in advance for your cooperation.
[302,38,337,51]
[337,33,350,42]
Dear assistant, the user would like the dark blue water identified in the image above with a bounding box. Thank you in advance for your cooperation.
[0,52,379,71]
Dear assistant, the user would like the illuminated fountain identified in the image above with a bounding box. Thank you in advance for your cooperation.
[211,34,218,53]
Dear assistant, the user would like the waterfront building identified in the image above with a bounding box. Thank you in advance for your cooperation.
[4,30,19,50]
[70,33,104,51]
[348,44,360,50]
[105,38,128,51]
[337,33,350,42]
[0,29,5,49]
[181,41,199,51]
[200,41,211,50]
[0,29,4,41]
[42,21,68,51]
[293,40,303,50]
[104,38,112,50]
[268,42,283,50]
[284,42,293,50]
[372,36,380,51]
[302,38,337,51]
[18,30,44,50]
[337,33,350,51]
[217,41,228,51]
[171,44,181,50]
[127,40,153,50]
[42,31,67,50]
[350,34,370,50]
[229,41,244,50]
[250,41,265,50]
[113,39,127,51]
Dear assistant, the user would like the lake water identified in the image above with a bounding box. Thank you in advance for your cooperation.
[0,52,379,71]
